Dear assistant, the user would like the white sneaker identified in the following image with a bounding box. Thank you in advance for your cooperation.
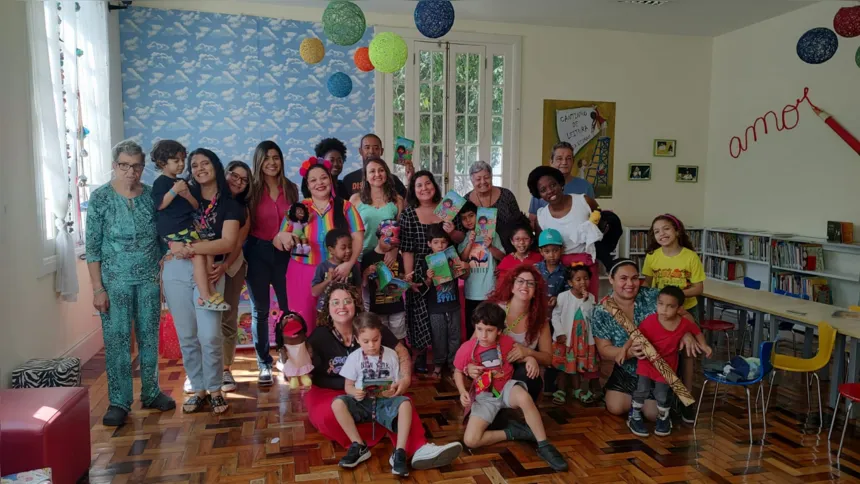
[183,376,193,394]
[221,369,237,393]
[410,442,463,470]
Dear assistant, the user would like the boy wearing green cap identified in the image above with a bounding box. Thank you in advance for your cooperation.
[535,228,568,310]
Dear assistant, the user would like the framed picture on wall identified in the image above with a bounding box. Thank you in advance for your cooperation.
[653,139,676,157]
[676,165,698,183]
[628,163,651,181]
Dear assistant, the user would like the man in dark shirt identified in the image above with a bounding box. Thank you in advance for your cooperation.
[340,133,411,198]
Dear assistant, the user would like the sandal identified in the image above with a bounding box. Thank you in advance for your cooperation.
[552,390,566,405]
[211,394,229,415]
[182,394,209,413]
[431,367,443,379]
[578,390,597,404]
[197,293,230,312]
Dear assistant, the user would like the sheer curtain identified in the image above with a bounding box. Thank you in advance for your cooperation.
[26,1,111,301]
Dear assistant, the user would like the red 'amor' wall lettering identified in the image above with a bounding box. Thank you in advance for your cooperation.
[728,87,818,159]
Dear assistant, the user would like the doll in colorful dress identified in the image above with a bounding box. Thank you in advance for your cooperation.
[275,311,313,390]
[282,203,311,256]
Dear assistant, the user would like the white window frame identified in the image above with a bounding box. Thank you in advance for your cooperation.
[375,28,522,191]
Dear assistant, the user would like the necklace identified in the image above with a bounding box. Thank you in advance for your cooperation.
[504,301,527,334]
[476,190,492,208]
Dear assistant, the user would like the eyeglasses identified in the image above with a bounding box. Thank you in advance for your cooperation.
[330,297,354,307]
[116,162,145,173]
[513,278,537,288]
[228,171,249,185]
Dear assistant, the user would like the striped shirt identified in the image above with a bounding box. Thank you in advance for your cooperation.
[291,197,365,265]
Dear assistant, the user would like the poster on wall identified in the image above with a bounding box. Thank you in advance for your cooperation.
[542,100,616,198]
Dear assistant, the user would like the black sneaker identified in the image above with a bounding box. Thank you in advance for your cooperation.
[339,442,371,468]
[505,420,536,442]
[535,442,569,472]
[627,410,649,437]
[389,448,409,476]
[655,414,672,436]
[680,403,695,424]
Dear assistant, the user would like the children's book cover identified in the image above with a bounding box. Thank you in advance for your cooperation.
[434,190,467,223]
[375,262,410,299]
[394,137,414,166]
[444,246,466,278]
[475,207,498,245]
[426,252,453,285]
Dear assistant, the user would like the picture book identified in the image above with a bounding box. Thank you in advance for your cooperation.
[425,252,453,285]
[362,378,394,391]
[444,246,465,278]
[375,262,410,299]
[394,137,414,166]
[475,207,498,245]
[434,190,467,223]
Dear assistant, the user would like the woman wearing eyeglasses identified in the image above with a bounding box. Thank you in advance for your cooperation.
[86,140,175,427]
[463,265,552,402]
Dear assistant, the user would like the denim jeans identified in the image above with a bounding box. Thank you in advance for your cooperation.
[244,236,290,369]
[162,258,226,393]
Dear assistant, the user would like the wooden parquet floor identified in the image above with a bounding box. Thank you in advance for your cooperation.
[83,350,860,483]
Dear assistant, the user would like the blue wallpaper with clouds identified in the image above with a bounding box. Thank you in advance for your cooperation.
[119,7,375,185]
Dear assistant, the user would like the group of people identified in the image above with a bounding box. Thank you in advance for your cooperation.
[86,133,714,475]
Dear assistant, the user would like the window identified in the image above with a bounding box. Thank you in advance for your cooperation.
[378,29,520,194]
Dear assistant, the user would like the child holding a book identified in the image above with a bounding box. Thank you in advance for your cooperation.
[458,201,506,337]
[312,228,362,308]
[361,221,409,343]
[641,213,705,422]
[453,302,569,472]
[424,224,468,379]
[551,264,600,405]
[535,229,569,312]
[627,286,711,438]
[496,224,542,279]
[333,313,413,476]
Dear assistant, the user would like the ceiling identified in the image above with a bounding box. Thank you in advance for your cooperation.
[253,0,822,36]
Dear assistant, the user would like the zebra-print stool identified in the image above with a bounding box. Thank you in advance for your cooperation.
[11,357,81,388]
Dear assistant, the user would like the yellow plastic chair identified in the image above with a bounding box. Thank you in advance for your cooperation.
[764,322,836,428]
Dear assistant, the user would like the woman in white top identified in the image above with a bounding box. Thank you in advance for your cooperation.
[529,166,602,298]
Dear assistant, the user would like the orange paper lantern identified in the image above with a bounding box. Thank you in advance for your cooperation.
[354,46,374,72]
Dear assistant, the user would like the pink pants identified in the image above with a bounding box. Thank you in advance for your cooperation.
[561,253,599,299]
[304,385,427,456]
[286,260,318,335]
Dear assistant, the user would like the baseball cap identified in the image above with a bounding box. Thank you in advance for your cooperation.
[538,228,563,248]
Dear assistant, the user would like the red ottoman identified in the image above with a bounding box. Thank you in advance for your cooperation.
[0,387,90,483]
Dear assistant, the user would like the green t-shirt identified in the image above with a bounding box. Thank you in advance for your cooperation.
[458,232,504,300]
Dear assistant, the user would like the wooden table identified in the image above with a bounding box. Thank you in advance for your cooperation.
[703,279,860,409]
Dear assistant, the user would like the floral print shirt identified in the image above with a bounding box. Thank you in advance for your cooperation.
[591,286,659,375]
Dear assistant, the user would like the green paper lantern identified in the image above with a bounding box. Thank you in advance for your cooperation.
[369,32,408,73]
[856,45,860,68]
[322,1,366,47]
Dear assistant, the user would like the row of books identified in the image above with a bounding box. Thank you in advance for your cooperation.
[706,232,743,257]
[688,230,702,252]
[771,272,832,303]
[704,258,746,281]
[771,241,825,271]
[628,230,702,253]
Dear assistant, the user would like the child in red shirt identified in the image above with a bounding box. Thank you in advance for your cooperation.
[628,286,711,438]
[496,225,542,279]
[453,302,568,472]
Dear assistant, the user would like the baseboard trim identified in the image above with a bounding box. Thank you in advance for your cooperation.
[63,327,104,365]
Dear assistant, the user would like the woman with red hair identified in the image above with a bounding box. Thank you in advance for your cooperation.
[465,265,553,401]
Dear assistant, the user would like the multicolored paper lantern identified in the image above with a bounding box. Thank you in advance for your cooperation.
[797,27,838,64]
[834,6,860,38]
[299,37,325,64]
[354,46,374,72]
[322,1,366,46]
[369,32,408,74]
[414,0,455,39]
[327,72,353,98]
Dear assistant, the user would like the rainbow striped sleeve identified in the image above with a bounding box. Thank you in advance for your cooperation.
[343,200,365,233]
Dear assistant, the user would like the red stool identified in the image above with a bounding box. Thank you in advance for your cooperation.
[0,387,91,483]
[829,383,860,459]
[702,319,735,360]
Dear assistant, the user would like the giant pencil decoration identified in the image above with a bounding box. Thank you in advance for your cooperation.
[811,105,860,156]
[603,298,696,406]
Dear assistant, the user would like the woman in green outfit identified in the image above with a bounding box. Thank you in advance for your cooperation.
[348,155,404,262]
[86,139,175,427]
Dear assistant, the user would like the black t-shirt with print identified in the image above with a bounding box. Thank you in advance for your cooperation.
[341,169,407,199]
[308,325,399,390]
[152,175,196,238]
[193,191,246,261]
[361,249,406,315]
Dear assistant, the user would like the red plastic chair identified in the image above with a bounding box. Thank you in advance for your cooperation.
[701,319,735,361]
[829,383,860,459]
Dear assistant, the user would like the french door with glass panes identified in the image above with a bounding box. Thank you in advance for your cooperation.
[381,33,517,194]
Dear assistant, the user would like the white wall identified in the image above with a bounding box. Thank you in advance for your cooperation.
[0,1,104,386]
[705,2,860,236]
[135,1,713,227]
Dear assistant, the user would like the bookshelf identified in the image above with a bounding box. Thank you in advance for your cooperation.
[769,235,860,306]
[702,228,771,289]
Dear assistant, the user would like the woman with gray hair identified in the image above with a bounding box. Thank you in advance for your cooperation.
[461,160,529,254]
[86,139,175,427]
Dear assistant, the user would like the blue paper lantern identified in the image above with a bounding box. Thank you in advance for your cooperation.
[414,0,455,39]
[797,27,838,64]
[327,72,353,98]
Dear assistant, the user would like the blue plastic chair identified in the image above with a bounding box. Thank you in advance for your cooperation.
[693,341,774,442]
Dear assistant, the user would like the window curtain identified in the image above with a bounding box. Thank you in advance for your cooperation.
[26,1,110,301]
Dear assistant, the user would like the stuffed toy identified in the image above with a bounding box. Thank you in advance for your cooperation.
[285,203,311,255]
[275,311,313,390]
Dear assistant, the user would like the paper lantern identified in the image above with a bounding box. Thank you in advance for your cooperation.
[414,0,455,39]
[327,72,353,98]
[797,27,838,64]
[856,46,860,68]
[369,32,408,73]
[299,37,325,64]
[354,46,374,72]
[834,6,860,38]
[322,1,366,46]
